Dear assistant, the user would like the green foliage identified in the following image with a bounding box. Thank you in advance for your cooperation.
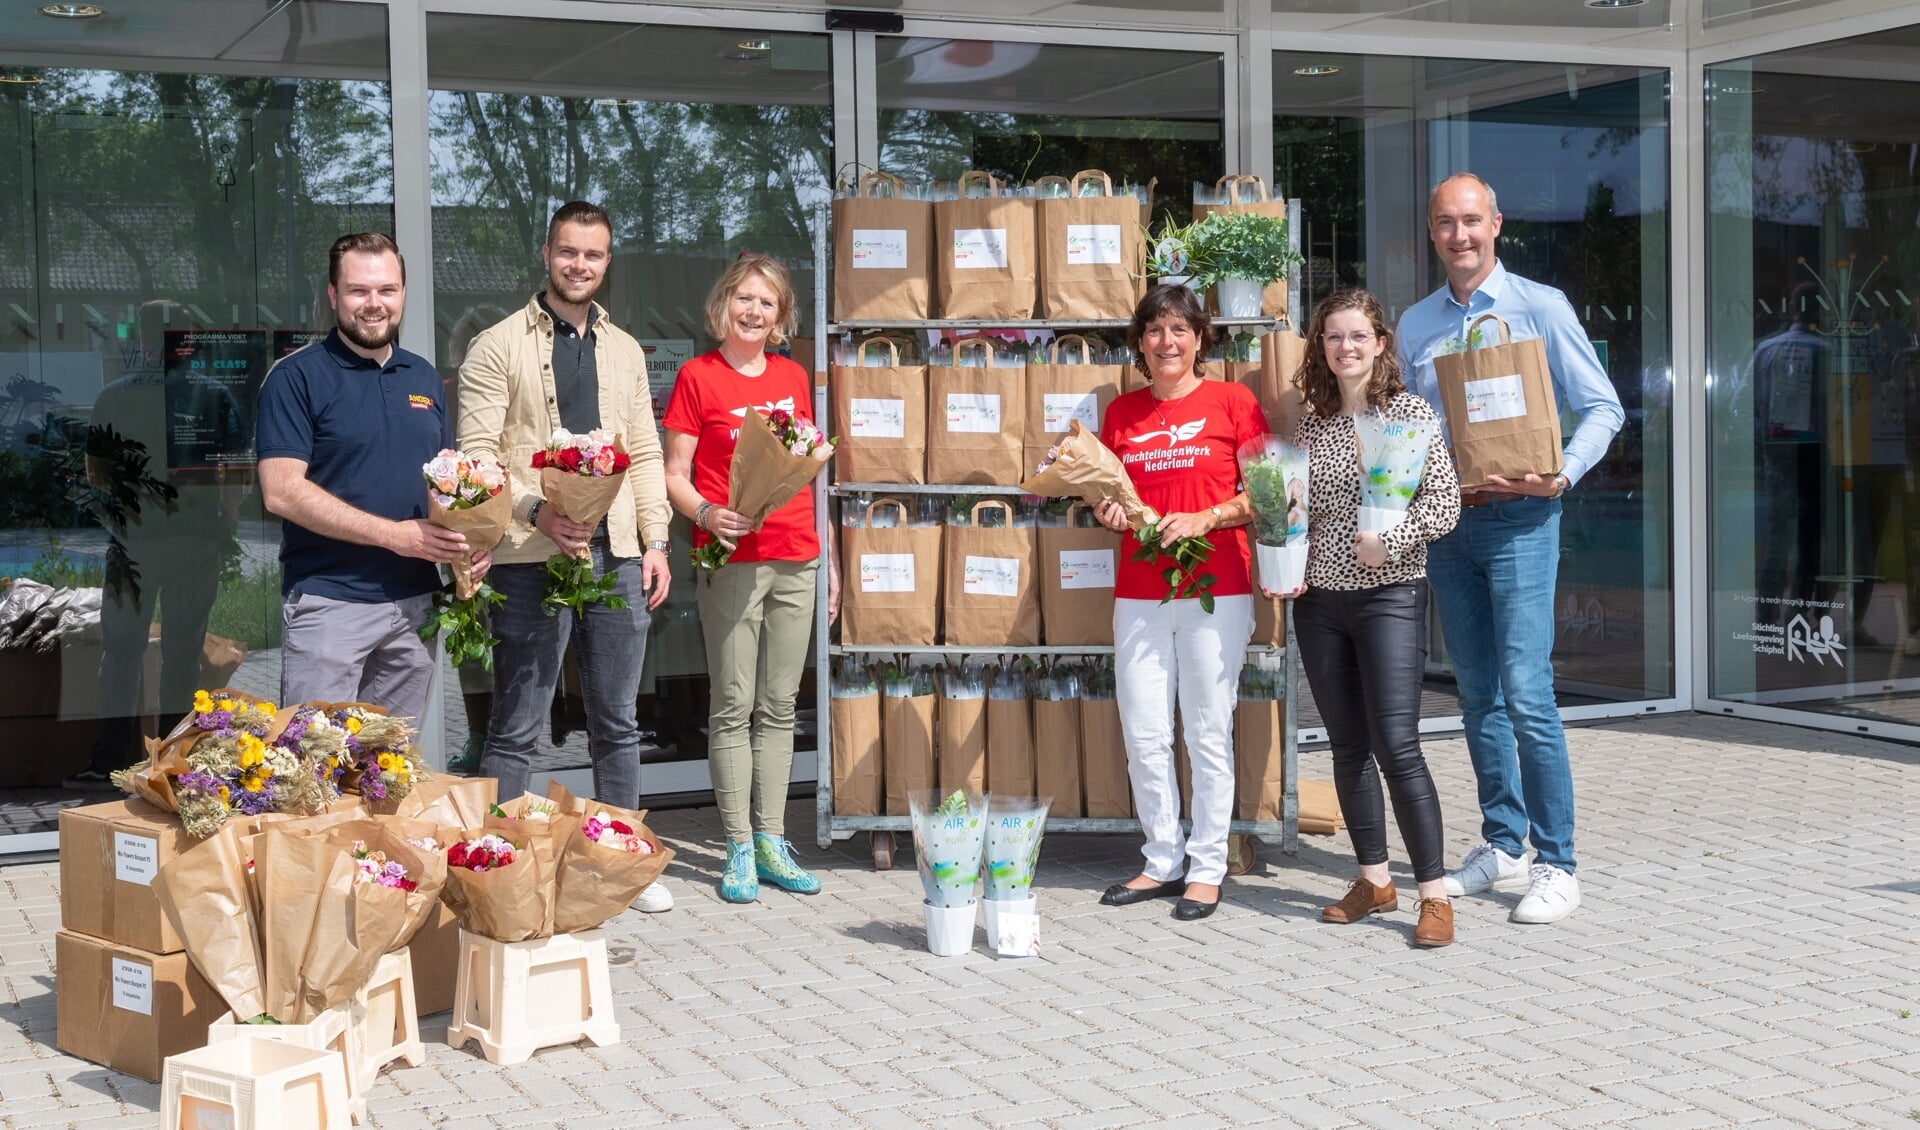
[1186,211,1302,288]
[1141,212,1218,280]
[419,583,508,671]
[541,553,629,616]
[1131,524,1217,612]
[206,568,283,651]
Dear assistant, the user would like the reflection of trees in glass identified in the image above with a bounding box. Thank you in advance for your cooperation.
[1275,115,1363,303]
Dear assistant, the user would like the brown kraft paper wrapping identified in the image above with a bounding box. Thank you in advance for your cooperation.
[373,773,497,825]
[1251,592,1287,649]
[840,500,940,646]
[937,693,988,794]
[934,170,1035,320]
[1032,699,1082,817]
[1432,313,1564,488]
[1038,515,1120,647]
[1018,420,1156,534]
[831,338,927,484]
[1192,175,1291,318]
[441,822,555,942]
[832,171,932,322]
[151,820,267,1022]
[830,692,885,816]
[1079,697,1132,819]
[1253,330,1309,438]
[318,818,448,950]
[1037,170,1146,320]
[725,408,833,529]
[426,484,512,599]
[539,435,630,561]
[881,692,936,816]
[986,696,1035,798]
[943,501,1039,648]
[926,337,1025,486]
[543,783,675,934]
[120,687,278,818]
[1234,699,1284,822]
[257,828,407,1023]
[1023,335,1125,475]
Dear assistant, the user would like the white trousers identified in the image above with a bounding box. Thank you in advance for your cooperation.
[1113,595,1254,886]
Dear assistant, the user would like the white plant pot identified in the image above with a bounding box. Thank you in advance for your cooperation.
[1356,506,1407,535]
[983,895,1039,957]
[1215,277,1264,318]
[1256,541,1308,596]
[923,899,977,956]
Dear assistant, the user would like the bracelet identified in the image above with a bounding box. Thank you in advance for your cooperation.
[528,500,545,528]
[694,500,715,531]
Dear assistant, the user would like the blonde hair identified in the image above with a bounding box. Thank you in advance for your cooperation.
[704,254,796,347]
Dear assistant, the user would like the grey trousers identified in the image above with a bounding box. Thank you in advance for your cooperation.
[280,591,437,721]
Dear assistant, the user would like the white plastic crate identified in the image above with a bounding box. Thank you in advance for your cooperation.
[159,1036,349,1130]
[446,929,618,1065]
[206,1000,367,1125]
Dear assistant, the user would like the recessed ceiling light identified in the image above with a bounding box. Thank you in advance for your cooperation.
[595,98,642,108]
[0,69,44,85]
[736,39,772,53]
[40,3,105,18]
[1293,65,1342,77]
[1584,0,1644,7]
[1713,82,1766,95]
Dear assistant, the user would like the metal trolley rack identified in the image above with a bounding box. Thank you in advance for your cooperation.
[805,201,1305,867]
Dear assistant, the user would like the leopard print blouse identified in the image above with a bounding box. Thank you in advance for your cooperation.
[1292,391,1461,591]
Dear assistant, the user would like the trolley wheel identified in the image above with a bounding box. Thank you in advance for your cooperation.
[1226,834,1257,877]
[870,831,895,871]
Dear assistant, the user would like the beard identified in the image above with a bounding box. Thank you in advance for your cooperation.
[337,309,400,352]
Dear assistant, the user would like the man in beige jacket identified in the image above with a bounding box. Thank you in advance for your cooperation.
[457,200,676,911]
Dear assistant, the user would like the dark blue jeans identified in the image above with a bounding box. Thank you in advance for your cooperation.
[481,540,650,807]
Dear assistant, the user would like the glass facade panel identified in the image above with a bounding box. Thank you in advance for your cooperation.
[0,0,391,834]
[1274,53,1675,721]
[1706,32,1920,728]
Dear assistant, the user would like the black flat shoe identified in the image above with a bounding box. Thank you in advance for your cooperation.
[1099,878,1186,906]
[1173,897,1219,921]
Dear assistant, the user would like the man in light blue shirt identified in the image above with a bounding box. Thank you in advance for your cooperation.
[1396,173,1625,925]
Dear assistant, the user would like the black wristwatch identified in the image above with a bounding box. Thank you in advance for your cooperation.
[528,500,546,527]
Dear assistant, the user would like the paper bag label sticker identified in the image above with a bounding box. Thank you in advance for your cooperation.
[952,228,1009,270]
[858,553,916,593]
[848,398,906,439]
[111,957,154,1016]
[945,393,1003,433]
[1041,392,1099,433]
[1058,549,1115,590]
[963,555,1021,598]
[113,831,159,886]
[1065,224,1122,266]
[850,229,908,270]
[1463,373,1528,424]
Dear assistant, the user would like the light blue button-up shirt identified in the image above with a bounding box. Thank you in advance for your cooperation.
[1395,260,1625,487]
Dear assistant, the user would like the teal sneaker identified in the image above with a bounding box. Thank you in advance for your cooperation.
[445,733,483,776]
[720,840,758,904]
[754,833,822,895]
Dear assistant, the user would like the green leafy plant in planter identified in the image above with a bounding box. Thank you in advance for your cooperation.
[1137,212,1217,286]
[1185,212,1304,309]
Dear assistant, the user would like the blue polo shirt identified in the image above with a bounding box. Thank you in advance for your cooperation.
[255,330,451,602]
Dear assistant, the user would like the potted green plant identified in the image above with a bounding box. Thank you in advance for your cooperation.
[1187,211,1302,317]
[1139,213,1215,300]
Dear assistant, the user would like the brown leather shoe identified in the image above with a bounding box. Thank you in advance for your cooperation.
[1321,878,1397,923]
[1413,897,1455,947]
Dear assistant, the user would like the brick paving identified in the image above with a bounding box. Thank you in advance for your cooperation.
[2,712,1918,1128]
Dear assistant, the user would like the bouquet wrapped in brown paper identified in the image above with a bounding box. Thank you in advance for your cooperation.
[256,826,413,1023]
[152,818,270,1022]
[373,772,497,826]
[113,688,319,838]
[422,449,513,599]
[318,818,449,951]
[1019,420,1157,533]
[691,404,833,572]
[534,427,633,615]
[544,782,675,933]
[440,794,572,941]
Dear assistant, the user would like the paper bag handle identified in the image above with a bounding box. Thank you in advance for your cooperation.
[1032,175,1070,197]
[952,335,996,364]
[1216,174,1271,204]
[864,498,908,524]
[957,169,1000,197]
[970,499,1014,526]
[858,170,906,199]
[1069,170,1114,197]
[857,337,900,366]
[1465,313,1513,348]
[1065,501,1097,525]
[1048,334,1094,364]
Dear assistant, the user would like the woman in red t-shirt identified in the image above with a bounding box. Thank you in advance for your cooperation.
[1092,284,1264,922]
[663,255,835,904]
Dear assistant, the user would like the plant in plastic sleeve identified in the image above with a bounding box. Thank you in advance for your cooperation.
[908,789,987,908]
[417,448,512,669]
[692,406,834,572]
[1238,434,1311,595]
[984,794,1050,900]
[533,427,632,614]
[1353,413,1429,535]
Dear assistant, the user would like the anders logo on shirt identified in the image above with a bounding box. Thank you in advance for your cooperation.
[727,395,796,439]
[1122,418,1208,473]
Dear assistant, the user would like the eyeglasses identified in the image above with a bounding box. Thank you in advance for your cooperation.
[1321,331,1376,347]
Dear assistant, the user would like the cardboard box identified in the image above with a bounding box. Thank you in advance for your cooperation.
[59,797,199,954]
[407,903,461,1016]
[55,929,224,1082]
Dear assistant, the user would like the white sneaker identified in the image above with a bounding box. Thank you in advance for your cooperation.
[634,879,674,913]
[1442,843,1530,897]
[1510,864,1580,924]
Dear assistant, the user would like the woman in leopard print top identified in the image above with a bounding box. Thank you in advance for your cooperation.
[1289,288,1461,948]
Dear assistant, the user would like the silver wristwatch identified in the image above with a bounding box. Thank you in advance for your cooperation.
[647,539,670,553]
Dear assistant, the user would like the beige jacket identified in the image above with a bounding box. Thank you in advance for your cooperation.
[456,295,670,565]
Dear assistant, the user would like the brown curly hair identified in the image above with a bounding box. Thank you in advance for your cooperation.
[1297,287,1404,418]
[1125,283,1216,384]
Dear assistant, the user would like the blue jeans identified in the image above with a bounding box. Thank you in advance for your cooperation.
[1425,495,1575,872]
[481,540,651,807]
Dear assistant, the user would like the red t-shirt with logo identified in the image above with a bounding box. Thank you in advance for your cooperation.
[1101,379,1264,600]
[662,350,819,563]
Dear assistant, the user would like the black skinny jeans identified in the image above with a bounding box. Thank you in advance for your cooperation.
[1295,580,1446,883]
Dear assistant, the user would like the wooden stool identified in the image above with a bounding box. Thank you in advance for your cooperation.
[354,949,426,1074]
[446,929,619,1065]
[160,1037,350,1130]
[207,1001,368,1125]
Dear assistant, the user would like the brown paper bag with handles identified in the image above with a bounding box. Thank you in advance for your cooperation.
[257,827,408,1023]
[1298,779,1347,837]
[830,686,884,816]
[1174,716,1191,819]
[880,690,935,816]
[1254,330,1309,439]
[840,498,941,646]
[1234,698,1284,821]
[927,336,1025,486]
[152,819,268,1022]
[1432,313,1565,489]
[934,170,1035,320]
[426,483,512,599]
[1079,697,1132,818]
[543,782,675,934]
[936,690,988,794]
[942,500,1039,648]
[1037,506,1119,646]
[1038,170,1146,320]
[539,435,630,561]
[1032,698,1082,818]
[1023,334,1125,475]
[833,170,932,322]
[986,693,1034,798]
[1192,174,1290,318]
[831,337,927,484]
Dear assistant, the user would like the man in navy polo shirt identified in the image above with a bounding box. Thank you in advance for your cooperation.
[256,232,489,721]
